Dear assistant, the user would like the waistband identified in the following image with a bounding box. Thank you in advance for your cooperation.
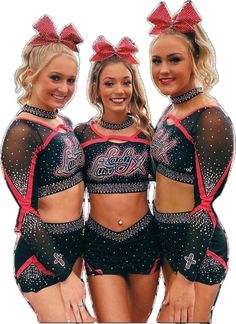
[44,216,84,234]
[87,181,148,194]
[86,210,153,242]
[153,204,190,224]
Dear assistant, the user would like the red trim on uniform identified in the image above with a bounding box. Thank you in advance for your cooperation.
[90,121,141,139]
[170,117,193,142]
[16,117,67,130]
[81,121,150,148]
[168,106,218,122]
[3,127,61,232]
[210,159,233,198]
[207,250,228,271]
[16,256,54,279]
[149,258,160,274]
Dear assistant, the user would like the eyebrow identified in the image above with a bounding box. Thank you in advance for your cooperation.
[49,72,77,77]
[152,52,183,58]
[102,76,132,80]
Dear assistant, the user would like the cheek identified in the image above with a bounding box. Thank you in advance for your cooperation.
[152,67,159,84]
[68,84,76,95]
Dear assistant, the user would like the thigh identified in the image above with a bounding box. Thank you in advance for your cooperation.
[157,258,176,323]
[194,282,221,322]
[157,258,221,323]
[23,258,82,322]
[128,272,160,323]
[88,274,131,323]
[24,282,75,322]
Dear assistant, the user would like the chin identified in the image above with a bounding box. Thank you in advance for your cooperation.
[158,88,173,96]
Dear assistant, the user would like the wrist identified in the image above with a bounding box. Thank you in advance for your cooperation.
[177,271,194,285]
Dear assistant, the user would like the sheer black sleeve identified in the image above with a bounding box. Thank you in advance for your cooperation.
[178,108,234,281]
[1,120,72,281]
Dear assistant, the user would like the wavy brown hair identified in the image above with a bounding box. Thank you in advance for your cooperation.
[88,55,153,140]
[15,43,78,105]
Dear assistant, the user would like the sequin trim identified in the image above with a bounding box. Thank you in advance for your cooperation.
[154,209,190,224]
[87,181,148,194]
[87,211,153,242]
[38,172,83,197]
[198,254,227,284]
[18,264,54,291]
[156,164,194,184]
[44,217,84,234]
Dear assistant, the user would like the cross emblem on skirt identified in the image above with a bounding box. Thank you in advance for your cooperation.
[53,253,65,267]
[184,253,196,269]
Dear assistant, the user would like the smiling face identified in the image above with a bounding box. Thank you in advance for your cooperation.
[151,34,196,97]
[97,62,133,120]
[29,54,77,110]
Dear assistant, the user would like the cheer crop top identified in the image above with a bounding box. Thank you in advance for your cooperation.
[151,105,234,281]
[1,115,85,281]
[74,121,152,194]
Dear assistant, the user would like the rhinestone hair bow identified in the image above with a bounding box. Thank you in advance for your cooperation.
[90,36,139,64]
[29,15,83,52]
[147,1,202,35]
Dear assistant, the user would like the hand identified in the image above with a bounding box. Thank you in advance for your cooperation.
[60,271,96,322]
[163,272,195,322]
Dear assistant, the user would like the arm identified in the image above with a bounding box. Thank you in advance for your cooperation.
[165,108,234,322]
[1,120,72,281]
[178,108,234,280]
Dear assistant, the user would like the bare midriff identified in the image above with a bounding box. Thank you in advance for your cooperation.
[89,191,149,231]
[38,181,85,223]
[154,173,194,213]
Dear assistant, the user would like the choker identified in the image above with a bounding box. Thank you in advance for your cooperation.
[21,104,58,119]
[99,116,133,130]
[170,87,203,104]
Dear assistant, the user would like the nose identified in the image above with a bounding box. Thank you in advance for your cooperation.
[114,83,124,94]
[57,81,68,93]
[159,61,170,74]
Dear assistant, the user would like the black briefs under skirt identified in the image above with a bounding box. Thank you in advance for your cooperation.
[14,217,84,292]
[153,206,228,285]
[83,210,161,276]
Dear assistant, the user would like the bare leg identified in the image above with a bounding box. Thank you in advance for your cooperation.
[157,258,221,323]
[88,274,131,322]
[194,281,221,322]
[23,258,83,322]
[128,272,159,322]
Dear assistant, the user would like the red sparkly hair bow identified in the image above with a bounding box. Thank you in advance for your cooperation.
[29,15,83,52]
[90,36,138,64]
[147,1,201,35]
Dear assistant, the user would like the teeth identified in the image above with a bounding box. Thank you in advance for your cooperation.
[111,98,125,103]
[53,95,66,100]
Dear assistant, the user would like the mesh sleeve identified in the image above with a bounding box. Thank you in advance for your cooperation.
[178,108,234,281]
[1,120,72,281]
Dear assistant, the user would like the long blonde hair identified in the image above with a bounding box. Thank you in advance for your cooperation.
[15,43,78,105]
[88,55,153,140]
[151,23,218,92]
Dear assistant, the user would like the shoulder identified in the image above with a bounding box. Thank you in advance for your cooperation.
[196,106,233,128]
[4,118,41,138]
[59,114,73,128]
[74,121,90,133]
[74,121,91,142]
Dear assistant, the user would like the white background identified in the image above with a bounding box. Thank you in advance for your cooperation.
[0,0,235,323]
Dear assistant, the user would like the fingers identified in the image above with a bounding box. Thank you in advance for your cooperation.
[64,303,71,323]
[187,304,194,322]
[170,304,192,323]
[71,303,82,323]
[79,302,96,323]
[180,307,187,322]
